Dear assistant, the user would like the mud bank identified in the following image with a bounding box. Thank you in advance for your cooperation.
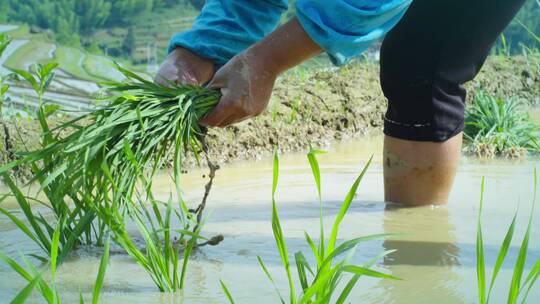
[1,54,539,181]
[202,54,540,163]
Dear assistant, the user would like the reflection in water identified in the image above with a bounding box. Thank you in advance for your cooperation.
[379,204,464,303]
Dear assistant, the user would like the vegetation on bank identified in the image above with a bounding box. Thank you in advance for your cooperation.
[464,90,540,158]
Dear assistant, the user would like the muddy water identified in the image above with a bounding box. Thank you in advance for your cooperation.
[1,135,539,303]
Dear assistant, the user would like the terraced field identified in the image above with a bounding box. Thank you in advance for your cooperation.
[1,25,125,83]
[0,24,125,114]
[3,40,56,70]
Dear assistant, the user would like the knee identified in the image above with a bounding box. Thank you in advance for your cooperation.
[380,60,466,143]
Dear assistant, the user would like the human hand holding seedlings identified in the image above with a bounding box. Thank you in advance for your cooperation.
[199,51,277,127]
[200,18,322,127]
[155,47,215,86]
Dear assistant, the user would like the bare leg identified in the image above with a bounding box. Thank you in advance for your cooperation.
[383,133,462,206]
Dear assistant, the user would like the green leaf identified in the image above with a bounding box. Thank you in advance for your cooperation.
[257,256,285,304]
[307,148,326,261]
[508,168,537,303]
[307,148,326,201]
[92,237,110,304]
[341,265,401,280]
[43,104,61,118]
[487,210,517,301]
[477,177,486,304]
[327,156,373,253]
[10,273,43,304]
[295,252,312,292]
[12,69,38,93]
[272,150,279,198]
[270,151,296,303]
[220,280,236,304]
[50,224,61,280]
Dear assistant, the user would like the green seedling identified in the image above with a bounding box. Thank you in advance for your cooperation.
[98,143,210,292]
[1,63,102,262]
[0,65,220,213]
[476,169,539,304]
[223,150,399,303]
[464,90,540,157]
[0,226,111,304]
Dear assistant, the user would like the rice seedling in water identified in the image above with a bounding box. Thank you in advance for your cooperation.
[0,65,220,210]
[222,150,399,303]
[464,90,540,158]
[0,63,103,262]
[0,60,220,293]
[0,62,220,263]
[100,156,214,292]
[98,139,221,292]
[476,169,540,304]
[0,225,111,304]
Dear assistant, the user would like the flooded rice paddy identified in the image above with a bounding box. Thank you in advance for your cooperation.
[0,135,539,303]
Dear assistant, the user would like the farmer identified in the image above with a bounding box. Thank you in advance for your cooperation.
[156,0,526,206]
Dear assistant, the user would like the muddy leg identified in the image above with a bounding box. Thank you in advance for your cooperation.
[383,133,462,206]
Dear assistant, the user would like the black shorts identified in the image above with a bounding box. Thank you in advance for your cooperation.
[380,0,526,142]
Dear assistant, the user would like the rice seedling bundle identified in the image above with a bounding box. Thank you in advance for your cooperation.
[0,65,221,204]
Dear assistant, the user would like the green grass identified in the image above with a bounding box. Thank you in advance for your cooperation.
[464,90,540,158]
[476,170,540,303]
[97,142,209,292]
[222,150,399,303]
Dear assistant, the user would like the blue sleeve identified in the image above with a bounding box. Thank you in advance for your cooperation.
[296,0,412,66]
[168,0,288,66]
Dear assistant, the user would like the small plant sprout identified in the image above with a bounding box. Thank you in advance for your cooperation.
[0,63,102,262]
[476,169,539,304]
[101,157,211,292]
[223,150,399,303]
[0,226,111,304]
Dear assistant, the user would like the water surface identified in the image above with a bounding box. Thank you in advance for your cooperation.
[0,135,539,303]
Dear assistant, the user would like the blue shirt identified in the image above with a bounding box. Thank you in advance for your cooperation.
[168,0,412,67]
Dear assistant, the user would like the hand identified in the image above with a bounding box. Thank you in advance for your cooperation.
[199,51,278,127]
[154,47,215,86]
